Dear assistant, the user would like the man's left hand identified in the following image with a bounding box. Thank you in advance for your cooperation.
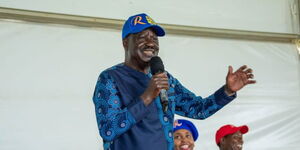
[225,65,256,95]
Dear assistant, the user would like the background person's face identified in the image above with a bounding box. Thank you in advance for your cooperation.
[222,131,244,150]
[174,129,195,150]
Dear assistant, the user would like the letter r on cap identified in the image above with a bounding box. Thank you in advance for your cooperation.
[134,16,146,25]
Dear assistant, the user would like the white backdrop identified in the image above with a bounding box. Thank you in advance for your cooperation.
[0,0,299,34]
[0,20,299,150]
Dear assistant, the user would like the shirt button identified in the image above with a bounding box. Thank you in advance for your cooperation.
[98,108,102,113]
[163,116,168,122]
[120,122,126,128]
[198,112,202,117]
[168,131,172,137]
[106,130,112,136]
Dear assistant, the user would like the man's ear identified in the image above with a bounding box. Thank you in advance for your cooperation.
[122,37,128,50]
[221,137,225,142]
[220,137,226,146]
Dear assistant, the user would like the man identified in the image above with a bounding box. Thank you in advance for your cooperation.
[173,119,198,150]
[92,13,255,150]
[215,124,249,150]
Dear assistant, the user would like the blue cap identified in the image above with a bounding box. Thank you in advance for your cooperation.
[173,119,199,141]
[122,13,165,39]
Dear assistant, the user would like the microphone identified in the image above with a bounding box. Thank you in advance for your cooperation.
[150,56,168,113]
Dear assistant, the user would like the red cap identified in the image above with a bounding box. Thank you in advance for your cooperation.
[215,124,249,145]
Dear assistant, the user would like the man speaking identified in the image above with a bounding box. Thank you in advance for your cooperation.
[92,13,256,150]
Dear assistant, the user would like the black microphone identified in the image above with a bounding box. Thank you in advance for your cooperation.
[150,56,168,113]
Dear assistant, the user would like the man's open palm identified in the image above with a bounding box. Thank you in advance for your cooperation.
[226,65,256,93]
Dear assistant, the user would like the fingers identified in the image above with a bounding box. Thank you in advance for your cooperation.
[237,66,254,78]
[153,79,169,89]
[154,72,168,78]
[231,65,250,75]
[152,73,169,90]
[247,80,256,84]
[242,70,256,85]
[246,74,254,79]
[237,65,247,72]
[245,68,253,74]
[142,73,169,104]
[227,65,233,76]
[236,65,256,85]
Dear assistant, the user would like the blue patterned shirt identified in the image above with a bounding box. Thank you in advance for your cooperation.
[92,63,236,150]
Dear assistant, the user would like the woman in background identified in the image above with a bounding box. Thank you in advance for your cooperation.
[173,119,199,150]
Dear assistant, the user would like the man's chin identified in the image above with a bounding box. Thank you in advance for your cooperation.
[137,60,150,68]
[141,57,152,64]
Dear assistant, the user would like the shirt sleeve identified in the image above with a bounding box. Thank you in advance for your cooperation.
[93,71,141,142]
[170,75,236,119]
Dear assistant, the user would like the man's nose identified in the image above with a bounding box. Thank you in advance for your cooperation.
[182,137,189,143]
[145,41,155,47]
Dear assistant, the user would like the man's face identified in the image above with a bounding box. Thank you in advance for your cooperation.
[174,129,195,150]
[221,131,244,150]
[125,28,159,66]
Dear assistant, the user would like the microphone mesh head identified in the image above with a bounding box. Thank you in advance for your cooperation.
[150,56,165,74]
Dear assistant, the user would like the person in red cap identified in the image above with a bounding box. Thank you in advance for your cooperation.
[215,124,249,150]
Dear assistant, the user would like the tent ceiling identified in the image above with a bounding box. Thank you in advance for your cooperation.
[0,7,299,43]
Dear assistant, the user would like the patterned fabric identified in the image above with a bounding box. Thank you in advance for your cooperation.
[92,63,236,150]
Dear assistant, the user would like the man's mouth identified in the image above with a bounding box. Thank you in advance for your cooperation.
[143,49,155,57]
[180,144,190,150]
[232,144,243,150]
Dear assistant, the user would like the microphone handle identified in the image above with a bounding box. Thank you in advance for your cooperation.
[162,101,168,113]
[160,89,168,113]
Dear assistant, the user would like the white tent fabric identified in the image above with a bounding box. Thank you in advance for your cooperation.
[0,0,299,34]
[0,20,299,150]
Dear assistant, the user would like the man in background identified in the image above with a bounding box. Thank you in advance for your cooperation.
[215,124,249,150]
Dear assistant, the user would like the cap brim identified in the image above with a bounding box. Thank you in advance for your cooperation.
[149,25,165,36]
[238,125,249,134]
[130,24,165,37]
